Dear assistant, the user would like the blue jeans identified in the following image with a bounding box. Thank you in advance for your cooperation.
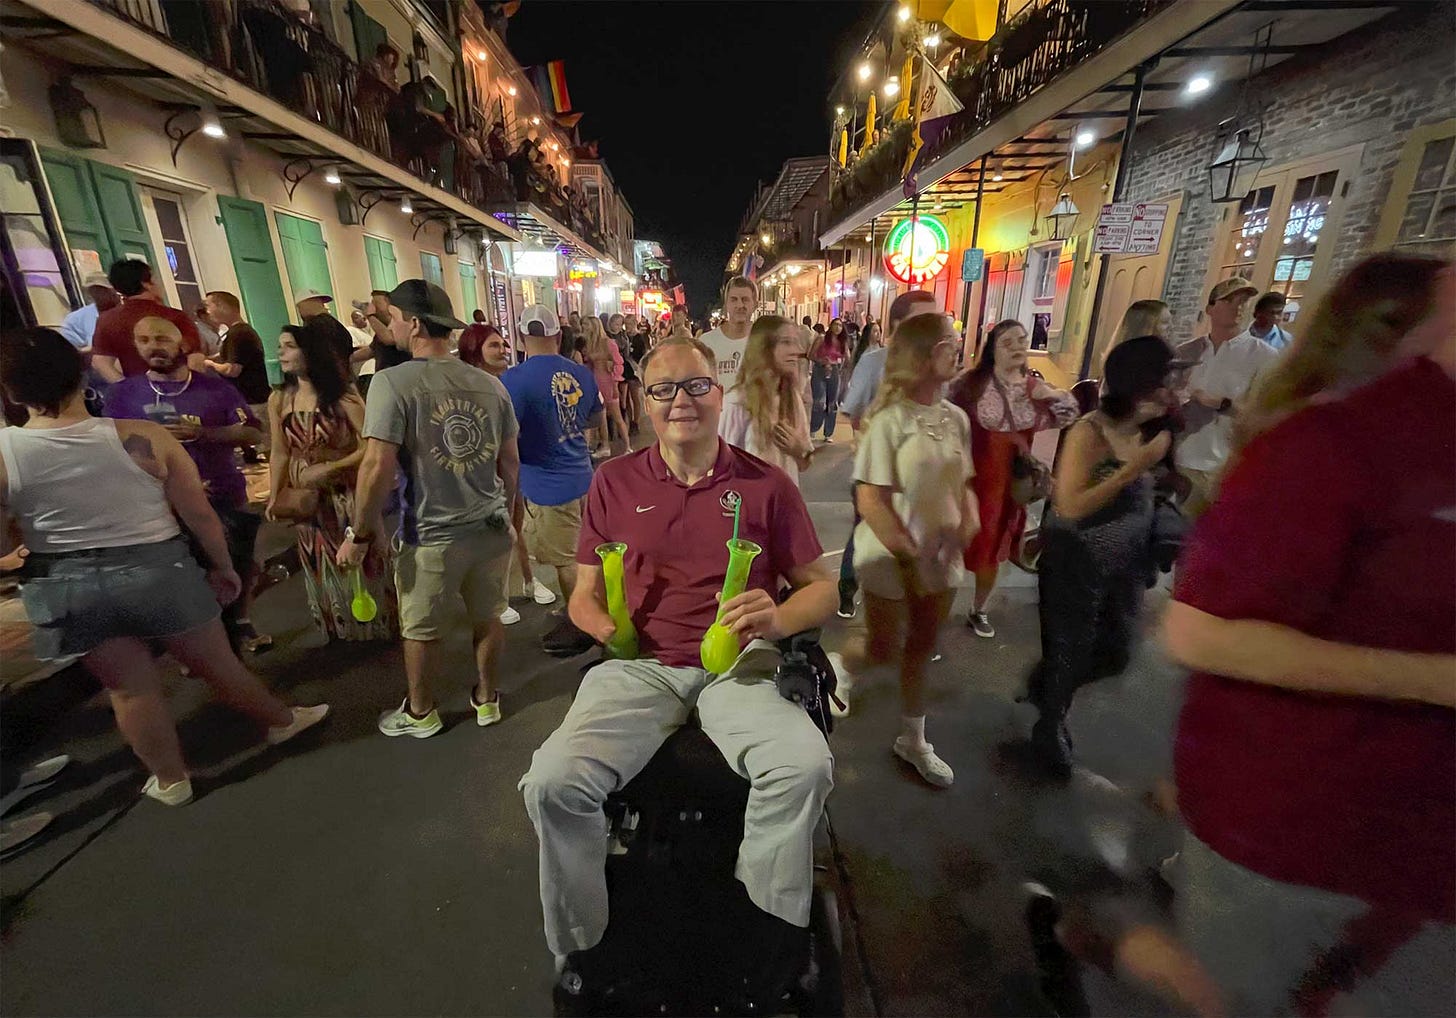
[811,362,842,439]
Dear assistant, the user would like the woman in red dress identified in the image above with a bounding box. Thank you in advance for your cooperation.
[949,319,1079,639]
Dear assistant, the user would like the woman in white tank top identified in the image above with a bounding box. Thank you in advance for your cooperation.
[0,329,328,806]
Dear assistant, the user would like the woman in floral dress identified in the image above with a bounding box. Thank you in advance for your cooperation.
[266,324,396,641]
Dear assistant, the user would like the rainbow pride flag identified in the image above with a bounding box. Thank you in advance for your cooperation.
[530,60,572,114]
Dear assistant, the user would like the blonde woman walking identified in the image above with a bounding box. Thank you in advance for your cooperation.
[829,313,979,788]
[718,315,813,483]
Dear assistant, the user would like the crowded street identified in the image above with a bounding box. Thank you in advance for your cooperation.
[2,432,1200,1017]
[2,0,1455,1016]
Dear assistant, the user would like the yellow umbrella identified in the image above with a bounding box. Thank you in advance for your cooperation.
[893,52,915,121]
[837,128,848,167]
[861,93,877,155]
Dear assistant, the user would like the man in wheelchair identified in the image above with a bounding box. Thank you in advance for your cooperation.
[519,340,838,992]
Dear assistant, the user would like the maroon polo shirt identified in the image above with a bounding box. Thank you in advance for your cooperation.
[1174,358,1455,921]
[92,296,201,376]
[576,440,823,668]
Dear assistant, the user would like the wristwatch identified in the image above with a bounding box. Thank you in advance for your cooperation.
[344,526,374,545]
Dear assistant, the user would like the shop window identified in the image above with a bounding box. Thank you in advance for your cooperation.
[1269,170,1337,303]
[1377,125,1456,258]
[1219,185,1275,280]
[1032,243,1061,300]
[1204,146,1360,319]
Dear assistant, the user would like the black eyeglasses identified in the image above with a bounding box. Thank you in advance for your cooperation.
[645,376,717,402]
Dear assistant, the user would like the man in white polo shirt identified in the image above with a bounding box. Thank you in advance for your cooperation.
[1173,276,1277,516]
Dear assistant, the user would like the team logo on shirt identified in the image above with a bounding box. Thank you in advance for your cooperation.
[551,371,585,440]
[428,396,497,475]
[719,489,742,517]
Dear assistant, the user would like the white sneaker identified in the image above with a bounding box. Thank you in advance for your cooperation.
[142,774,194,806]
[471,691,503,727]
[378,700,443,739]
[827,652,852,718]
[500,605,522,625]
[893,736,954,788]
[530,578,558,605]
[265,704,330,745]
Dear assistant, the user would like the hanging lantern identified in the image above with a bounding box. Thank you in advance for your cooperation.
[1207,124,1268,204]
[1045,193,1081,241]
[48,76,106,149]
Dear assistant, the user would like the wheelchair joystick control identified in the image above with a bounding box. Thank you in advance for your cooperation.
[595,543,638,660]
[700,538,762,673]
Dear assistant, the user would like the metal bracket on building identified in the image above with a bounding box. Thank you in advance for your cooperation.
[281,158,345,202]
[356,189,396,227]
[162,107,202,168]
[410,210,453,241]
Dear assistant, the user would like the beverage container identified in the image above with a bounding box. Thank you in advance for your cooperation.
[595,542,637,660]
[699,538,762,674]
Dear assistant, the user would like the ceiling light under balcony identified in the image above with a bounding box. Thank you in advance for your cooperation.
[323,166,341,186]
[400,196,413,214]
[857,61,872,82]
[897,5,911,23]
[507,85,518,96]
[993,172,1004,181]
[1185,74,1213,96]
[531,116,542,125]
[550,141,560,151]
[476,49,488,61]
[760,232,772,245]
[835,105,845,116]
[1075,129,1096,149]
[200,104,225,139]
[925,33,941,48]
[883,76,900,98]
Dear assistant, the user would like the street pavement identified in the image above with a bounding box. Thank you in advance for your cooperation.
[0,421,1190,1017]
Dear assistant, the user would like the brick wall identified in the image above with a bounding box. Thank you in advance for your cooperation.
[1120,2,1456,341]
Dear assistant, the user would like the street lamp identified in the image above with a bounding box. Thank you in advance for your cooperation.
[883,76,900,98]
[897,5,910,23]
[857,61,872,82]
[1208,124,1268,204]
[1045,193,1081,241]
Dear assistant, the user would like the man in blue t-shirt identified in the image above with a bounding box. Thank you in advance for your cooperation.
[503,304,604,657]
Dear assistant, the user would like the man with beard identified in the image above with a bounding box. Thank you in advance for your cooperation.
[106,316,268,654]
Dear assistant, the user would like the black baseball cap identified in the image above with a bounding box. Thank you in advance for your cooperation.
[387,279,465,330]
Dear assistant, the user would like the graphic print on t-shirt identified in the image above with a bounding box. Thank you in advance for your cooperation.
[429,395,497,476]
[551,370,585,440]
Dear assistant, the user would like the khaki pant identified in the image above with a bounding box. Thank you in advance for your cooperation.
[519,645,834,956]
[522,496,585,568]
[395,528,511,640]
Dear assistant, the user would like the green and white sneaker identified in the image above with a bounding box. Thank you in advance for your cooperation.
[378,700,443,739]
[471,691,503,727]
[142,774,194,806]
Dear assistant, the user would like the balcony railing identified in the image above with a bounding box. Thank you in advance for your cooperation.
[830,0,1172,223]
[88,0,596,237]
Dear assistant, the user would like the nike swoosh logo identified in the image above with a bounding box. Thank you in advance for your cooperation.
[635,505,655,513]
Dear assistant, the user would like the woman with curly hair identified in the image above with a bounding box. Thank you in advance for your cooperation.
[718,315,813,482]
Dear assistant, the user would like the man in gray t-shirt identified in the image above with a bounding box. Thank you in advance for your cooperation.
[340,280,521,741]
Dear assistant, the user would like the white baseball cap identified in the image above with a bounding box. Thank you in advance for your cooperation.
[295,288,333,304]
[518,303,561,337]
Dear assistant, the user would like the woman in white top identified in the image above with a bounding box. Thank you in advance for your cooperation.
[718,315,813,483]
[0,328,327,807]
[828,313,980,788]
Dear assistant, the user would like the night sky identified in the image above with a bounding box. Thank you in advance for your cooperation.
[507,1,876,315]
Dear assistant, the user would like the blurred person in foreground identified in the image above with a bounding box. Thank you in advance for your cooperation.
[0,329,327,807]
[1163,254,1456,1015]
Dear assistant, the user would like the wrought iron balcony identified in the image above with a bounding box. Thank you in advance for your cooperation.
[88,0,530,225]
[829,0,1172,226]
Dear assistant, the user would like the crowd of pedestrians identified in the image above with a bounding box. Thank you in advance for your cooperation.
[1,249,1451,1013]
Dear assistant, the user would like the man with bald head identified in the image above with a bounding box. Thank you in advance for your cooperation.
[106,314,268,653]
[520,340,837,988]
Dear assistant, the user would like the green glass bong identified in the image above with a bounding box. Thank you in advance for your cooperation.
[595,542,638,660]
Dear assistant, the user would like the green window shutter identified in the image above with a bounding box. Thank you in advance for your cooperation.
[458,261,477,314]
[39,149,113,271]
[88,162,154,269]
[420,251,443,286]
[364,235,398,291]
[349,1,388,64]
[218,196,291,385]
[274,212,332,303]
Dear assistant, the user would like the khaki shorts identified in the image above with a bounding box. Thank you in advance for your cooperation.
[522,496,585,568]
[395,528,512,640]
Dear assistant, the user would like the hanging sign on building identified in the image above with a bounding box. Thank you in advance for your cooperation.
[1093,203,1170,254]
[568,258,599,281]
[883,214,950,285]
[620,290,637,314]
[491,275,510,336]
[960,247,984,282]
